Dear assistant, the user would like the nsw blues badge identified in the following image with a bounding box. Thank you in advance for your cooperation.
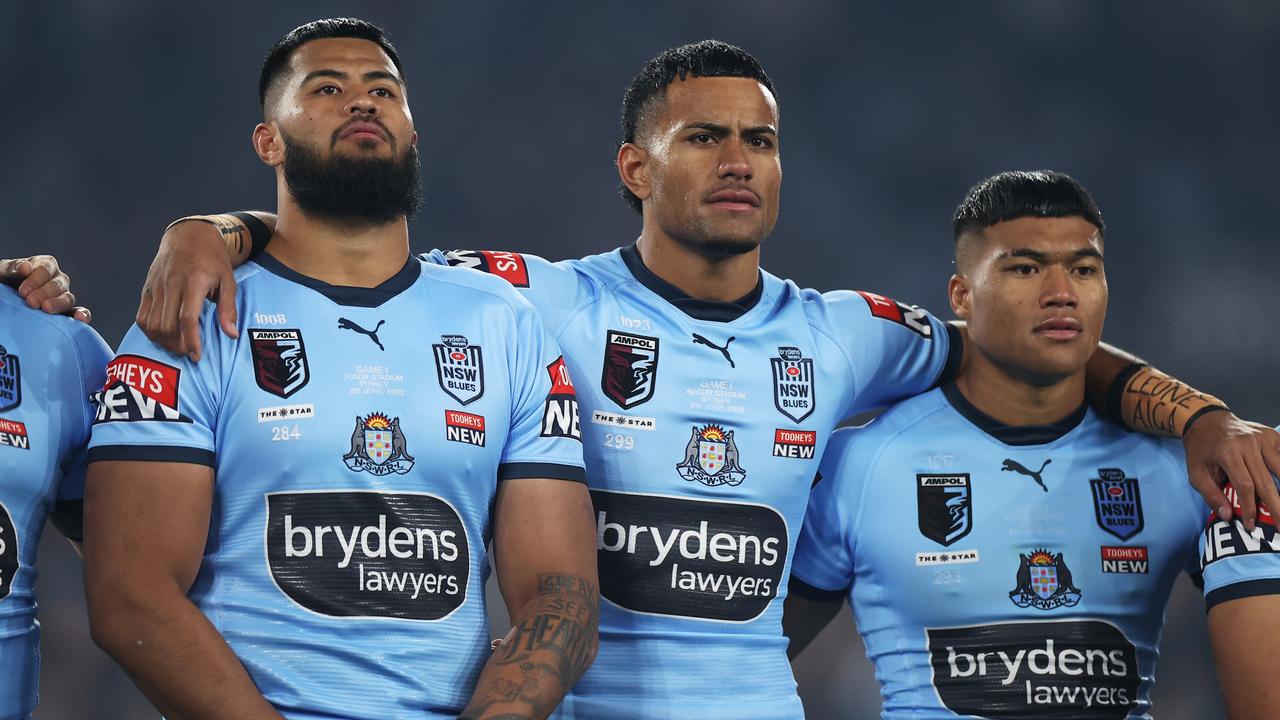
[771,346,814,423]
[1090,468,1144,541]
[0,346,19,412]
[917,473,972,546]
[433,335,484,406]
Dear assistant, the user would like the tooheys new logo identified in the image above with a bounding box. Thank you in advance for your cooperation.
[928,620,1140,718]
[92,355,192,424]
[540,357,581,440]
[591,490,786,622]
[1202,482,1280,567]
[266,491,469,620]
[0,502,17,600]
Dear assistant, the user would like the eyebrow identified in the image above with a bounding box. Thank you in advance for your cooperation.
[301,68,403,88]
[999,247,1105,262]
[683,121,778,136]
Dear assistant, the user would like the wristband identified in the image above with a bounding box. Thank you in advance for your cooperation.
[230,211,271,259]
[1181,405,1230,436]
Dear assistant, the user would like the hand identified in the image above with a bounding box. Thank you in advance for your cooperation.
[1184,410,1280,531]
[137,220,240,361]
[1,255,92,323]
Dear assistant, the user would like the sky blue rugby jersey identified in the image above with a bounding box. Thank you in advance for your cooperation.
[86,255,585,720]
[0,285,111,719]
[791,384,1280,719]
[427,246,961,719]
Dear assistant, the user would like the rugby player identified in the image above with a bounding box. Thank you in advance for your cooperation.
[129,41,1279,718]
[0,266,111,719]
[83,19,596,720]
[785,171,1280,719]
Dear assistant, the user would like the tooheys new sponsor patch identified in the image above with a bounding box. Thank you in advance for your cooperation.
[93,354,191,423]
[0,418,29,450]
[266,491,469,620]
[591,489,786,622]
[927,620,1139,719]
[1202,482,1280,567]
[541,356,581,440]
[0,501,17,600]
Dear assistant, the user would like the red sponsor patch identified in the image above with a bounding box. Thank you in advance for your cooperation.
[0,417,29,450]
[445,410,486,431]
[1101,546,1148,562]
[546,357,576,397]
[857,291,904,323]
[1222,483,1275,526]
[104,354,180,408]
[0,418,25,436]
[773,429,816,446]
[480,251,529,287]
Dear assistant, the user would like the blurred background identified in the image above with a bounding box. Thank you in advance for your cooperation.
[5,1,1278,717]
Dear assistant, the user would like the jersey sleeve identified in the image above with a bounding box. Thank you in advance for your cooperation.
[421,249,595,336]
[1199,472,1280,609]
[87,309,224,468]
[813,289,961,417]
[494,293,586,484]
[46,322,113,541]
[789,428,864,598]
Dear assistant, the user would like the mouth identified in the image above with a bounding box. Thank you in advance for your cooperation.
[338,120,389,144]
[704,188,760,212]
[1034,317,1084,340]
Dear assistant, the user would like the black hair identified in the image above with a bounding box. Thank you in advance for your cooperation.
[619,40,777,213]
[952,170,1105,241]
[259,18,405,111]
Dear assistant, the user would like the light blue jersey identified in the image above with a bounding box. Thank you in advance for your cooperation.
[429,246,960,719]
[791,384,1280,719]
[87,255,585,719]
[0,285,111,720]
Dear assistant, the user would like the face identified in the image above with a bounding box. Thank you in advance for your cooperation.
[624,76,781,257]
[950,216,1108,385]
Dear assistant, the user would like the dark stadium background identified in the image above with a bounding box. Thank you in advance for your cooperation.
[4,2,1277,718]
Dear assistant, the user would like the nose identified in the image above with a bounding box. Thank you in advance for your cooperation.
[1039,266,1077,309]
[717,139,752,181]
[346,94,378,116]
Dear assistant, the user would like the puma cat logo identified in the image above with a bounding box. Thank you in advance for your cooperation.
[1002,458,1051,492]
[338,318,386,351]
[692,333,736,368]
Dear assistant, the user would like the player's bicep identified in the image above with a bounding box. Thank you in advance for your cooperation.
[1208,594,1280,720]
[491,477,596,618]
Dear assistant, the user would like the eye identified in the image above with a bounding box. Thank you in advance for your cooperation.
[748,136,774,149]
[317,84,340,96]
[690,133,716,145]
[1074,265,1099,277]
[371,87,395,98]
[1008,263,1038,276]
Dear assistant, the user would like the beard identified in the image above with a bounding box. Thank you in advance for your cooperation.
[281,130,422,226]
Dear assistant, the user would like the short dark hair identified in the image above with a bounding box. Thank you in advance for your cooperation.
[619,40,777,213]
[952,170,1105,241]
[259,18,405,111]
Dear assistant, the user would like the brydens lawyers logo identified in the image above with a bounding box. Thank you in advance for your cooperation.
[1010,549,1082,610]
[444,249,530,287]
[93,355,191,424]
[771,346,814,422]
[1090,468,1144,541]
[249,329,310,399]
[342,413,415,475]
[0,418,29,451]
[432,335,484,406]
[676,424,745,486]
[0,346,20,411]
[541,357,581,440]
[917,474,972,546]
[601,330,658,409]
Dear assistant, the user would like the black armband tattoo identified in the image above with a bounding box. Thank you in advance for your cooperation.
[230,212,271,260]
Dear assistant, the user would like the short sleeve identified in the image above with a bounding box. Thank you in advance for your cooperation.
[495,295,586,484]
[54,323,113,501]
[790,429,862,596]
[87,311,224,468]
[1199,475,1280,609]
[422,249,594,336]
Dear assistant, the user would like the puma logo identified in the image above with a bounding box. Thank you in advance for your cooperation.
[338,318,386,351]
[692,333,736,368]
[1002,458,1051,492]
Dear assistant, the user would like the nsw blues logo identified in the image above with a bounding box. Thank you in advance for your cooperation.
[1090,468,1144,541]
[342,412,415,476]
[433,335,484,406]
[771,346,814,423]
[676,424,746,487]
[1009,549,1082,610]
[0,346,19,412]
[917,474,972,546]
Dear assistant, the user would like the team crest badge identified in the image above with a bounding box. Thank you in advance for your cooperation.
[342,412,415,475]
[249,329,309,399]
[771,346,815,423]
[917,474,972,546]
[1009,549,1082,610]
[1090,468,1144,541]
[601,331,659,409]
[676,424,746,487]
[0,346,20,412]
[433,334,484,405]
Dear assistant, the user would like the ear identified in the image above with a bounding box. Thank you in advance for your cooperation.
[617,142,652,204]
[948,273,972,320]
[253,123,284,167]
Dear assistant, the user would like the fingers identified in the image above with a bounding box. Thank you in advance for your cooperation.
[72,306,93,324]
[17,263,54,305]
[0,258,29,279]
[1261,440,1280,517]
[178,282,207,362]
[214,270,239,341]
[1220,451,1256,532]
[1189,463,1232,523]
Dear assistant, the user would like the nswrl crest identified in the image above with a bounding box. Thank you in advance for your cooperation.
[1090,468,1144,541]
[342,412,415,476]
[0,346,19,412]
[1009,549,1082,610]
[917,474,972,546]
[676,424,746,487]
[771,346,814,423]
[433,334,484,406]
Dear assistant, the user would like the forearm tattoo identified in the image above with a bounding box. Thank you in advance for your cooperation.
[459,573,599,720]
[1120,366,1228,437]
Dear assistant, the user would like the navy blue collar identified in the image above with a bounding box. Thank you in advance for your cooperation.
[255,252,419,308]
[942,382,1087,446]
[620,244,763,323]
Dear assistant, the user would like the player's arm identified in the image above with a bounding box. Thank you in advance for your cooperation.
[0,254,91,321]
[1207,595,1280,720]
[460,478,599,720]
[783,580,845,660]
[84,460,283,720]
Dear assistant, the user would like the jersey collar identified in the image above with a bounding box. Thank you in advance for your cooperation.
[942,382,1087,446]
[255,252,420,308]
[620,244,763,323]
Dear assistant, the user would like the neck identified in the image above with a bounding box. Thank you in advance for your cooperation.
[636,225,760,302]
[954,351,1085,426]
[267,187,410,287]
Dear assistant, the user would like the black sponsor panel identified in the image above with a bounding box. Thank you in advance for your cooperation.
[927,620,1139,719]
[0,502,16,600]
[266,491,469,620]
[1202,517,1280,568]
[591,490,786,622]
